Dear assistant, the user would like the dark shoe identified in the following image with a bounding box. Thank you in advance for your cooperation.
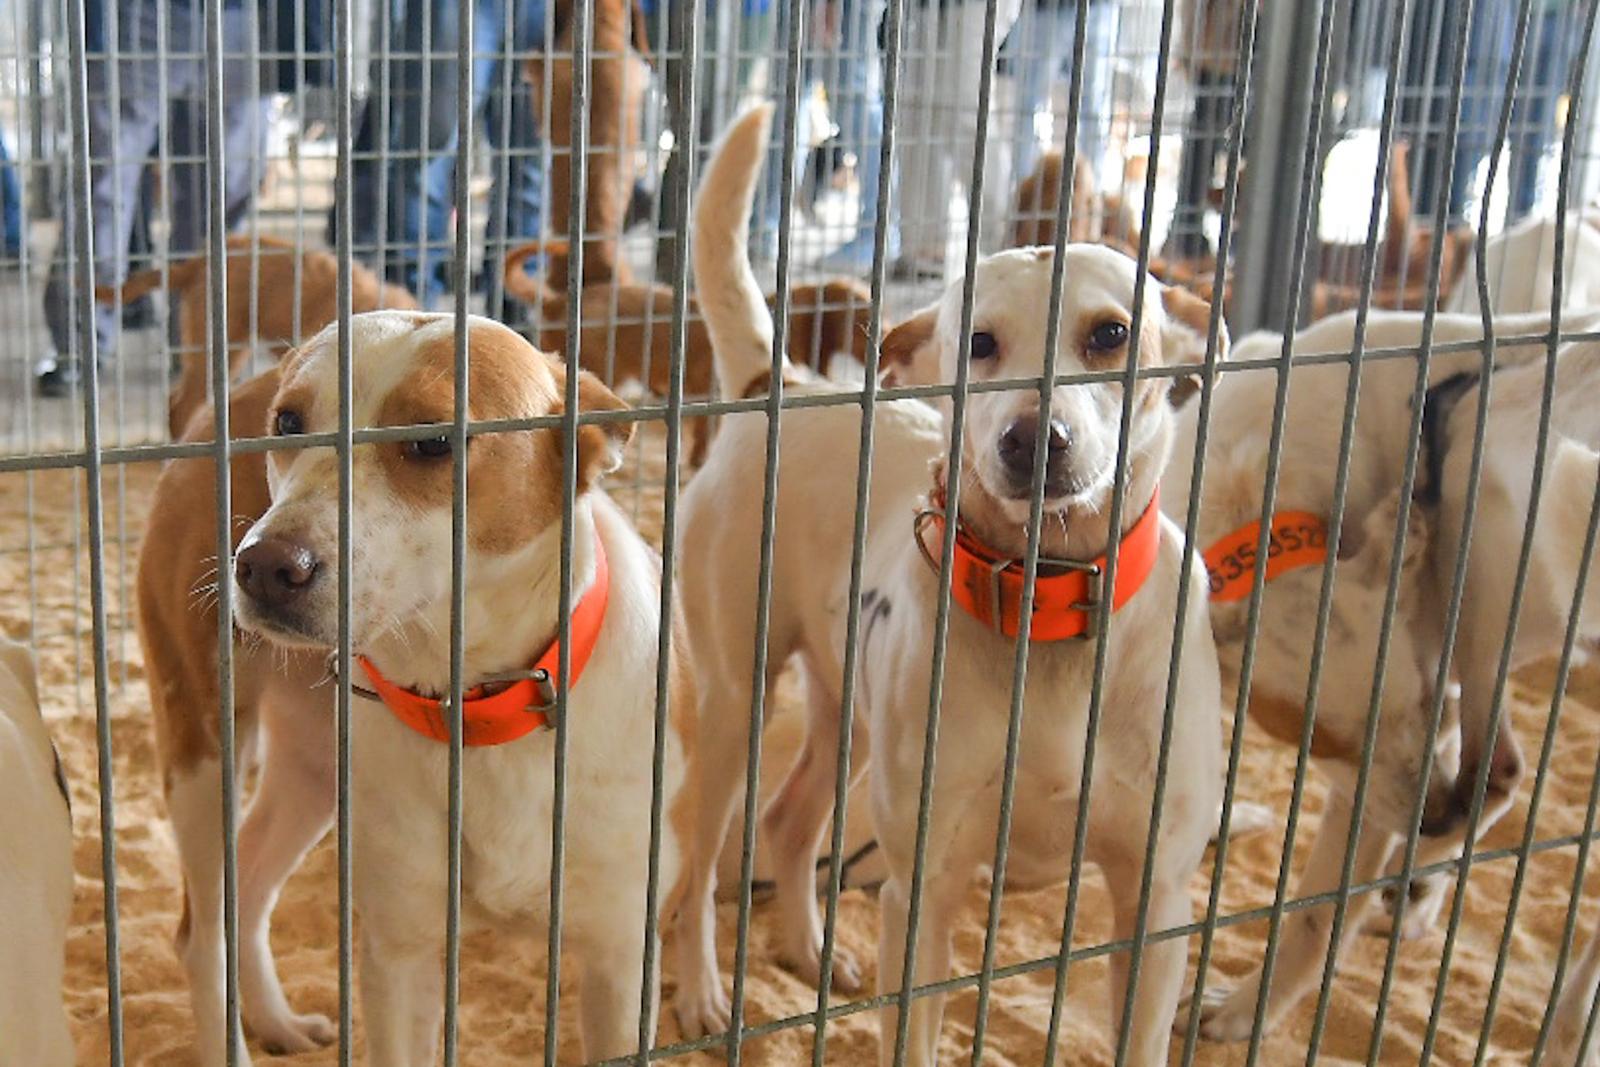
[36,358,81,398]
[624,180,654,232]
[120,293,157,329]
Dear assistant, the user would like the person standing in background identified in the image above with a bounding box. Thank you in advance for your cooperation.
[894,0,1024,279]
[343,0,548,314]
[37,0,272,397]
[1000,0,1119,194]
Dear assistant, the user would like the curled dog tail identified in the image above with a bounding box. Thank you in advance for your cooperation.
[93,254,208,307]
[503,238,572,313]
[692,103,776,401]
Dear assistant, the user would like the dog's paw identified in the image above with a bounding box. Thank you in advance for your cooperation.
[674,978,733,1041]
[1177,984,1260,1043]
[255,1011,337,1055]
[1367,876,1446,941]
[1213,801,1275,842]
[781,937,863,996]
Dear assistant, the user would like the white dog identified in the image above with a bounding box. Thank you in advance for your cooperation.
[1167,307,1598,1039]
[1444,213,1600,316]
[140,313,691,1065]
[672,102,1229,1067]
[0,635,75,1067]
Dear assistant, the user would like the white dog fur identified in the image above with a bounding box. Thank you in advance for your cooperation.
[0,635,75,1067]
[673,102,1229,1066]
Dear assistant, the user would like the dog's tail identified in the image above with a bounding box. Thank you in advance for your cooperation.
[502,238,572,313]
[693,103,776,401]
[93,253,209,306]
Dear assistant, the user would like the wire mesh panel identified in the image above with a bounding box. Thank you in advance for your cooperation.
[4,1,1600,1065]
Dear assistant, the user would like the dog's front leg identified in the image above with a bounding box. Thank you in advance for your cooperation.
[573,920,655,1061]
[1549,924,1600,1067]
[359,925,444,1067]
[1189,791,1392,1042]
[1104,861,1193,1067]
[876,866,971,1067]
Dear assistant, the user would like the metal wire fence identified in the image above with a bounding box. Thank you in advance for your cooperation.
[4,0,1600,1064]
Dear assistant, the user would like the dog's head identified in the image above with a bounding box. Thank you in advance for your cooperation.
[880,245,1226,543]
[232,311,631,652]
[1242,488,1467,837]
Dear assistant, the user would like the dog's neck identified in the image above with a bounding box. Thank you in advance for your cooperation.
[953,424,1169,562]
[359,502,600,698]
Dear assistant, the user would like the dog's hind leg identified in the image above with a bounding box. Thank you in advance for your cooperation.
[671,668,758,1039]
[169,753,256,1067]
[1550,920,1600,1067]
[760,653,866,994]
[237,677,337,1055]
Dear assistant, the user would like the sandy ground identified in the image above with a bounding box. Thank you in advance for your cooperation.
[5,434,1600,1066]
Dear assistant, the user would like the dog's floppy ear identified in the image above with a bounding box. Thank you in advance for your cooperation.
[556,368,635,487]
[1160,285,1229,407]
[878,302,940,386]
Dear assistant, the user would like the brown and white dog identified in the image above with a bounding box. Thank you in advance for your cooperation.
[504,239,876,464]
[673,103,1228,1067]
[137,311,691,1065]
[96,234,418,439]
[0,635,74,1067]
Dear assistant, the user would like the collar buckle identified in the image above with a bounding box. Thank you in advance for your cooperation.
[1041,555,1103,639]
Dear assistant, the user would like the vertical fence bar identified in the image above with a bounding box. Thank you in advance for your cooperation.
[332,0,357,1056]
[201,0,244,1059]
[966,0,1091,1054]
[1295,3,1423,1063]
[635,0,701,1054]
[61,0,123,1056]
[891,3,1005,1063]
[1172,7,1266,1065]
[809,0,906,1057]
[725,1,805,1060]
[442,0,475,1057]
[546,0,594,1057]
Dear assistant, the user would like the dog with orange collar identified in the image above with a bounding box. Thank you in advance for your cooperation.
[1159,305,1600,1042]
[669,102,1232,1066]
[137,311,692,1066]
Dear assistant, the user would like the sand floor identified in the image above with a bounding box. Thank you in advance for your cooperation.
[5,439,1600,1066]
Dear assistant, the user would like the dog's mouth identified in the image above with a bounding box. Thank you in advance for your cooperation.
[233,594,335,650]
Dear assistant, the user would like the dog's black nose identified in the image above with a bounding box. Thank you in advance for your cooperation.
[235,537,319,608]
[997,414,1072,483]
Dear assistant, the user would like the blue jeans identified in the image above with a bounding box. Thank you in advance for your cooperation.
[1002,0,1118,185]
[0,133,20,256]
[351,0,547,303]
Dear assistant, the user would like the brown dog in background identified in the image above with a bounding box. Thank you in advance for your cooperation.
[1311,140,1476,317]
[530,0,652,291]
[505,240,877,465]
[94,234,417,438]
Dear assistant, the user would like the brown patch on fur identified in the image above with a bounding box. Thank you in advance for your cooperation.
[1247,691,1356,764]
[879,304,939,379]
[95,234,419,438]
[1010,151,1141,249]
[138,370,281,782]
[531,0,644,291]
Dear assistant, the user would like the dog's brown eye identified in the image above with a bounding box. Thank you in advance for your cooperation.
[274,410,304,436]
[408,436,453,460]
[970,332,998,360]
[1088,322,1129,352]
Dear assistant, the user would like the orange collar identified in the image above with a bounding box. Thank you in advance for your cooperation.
[914,487,1163,641]
[1202,511,1328,602]
[355,533,610,746]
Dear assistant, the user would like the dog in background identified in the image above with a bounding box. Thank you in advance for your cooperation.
[0,635,75,1067]
[504,240,877,465]
[1311,141,1476,318]
[94,234,418,439]
[529,0,652,290]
